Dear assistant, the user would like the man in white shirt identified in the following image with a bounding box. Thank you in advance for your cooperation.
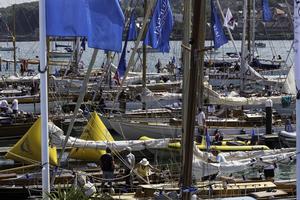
[11,99,19,114]
[196,108,206,143]
[216,152,226,163]
[124,147,135,189]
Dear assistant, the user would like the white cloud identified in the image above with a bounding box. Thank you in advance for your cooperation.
[0,0,38,8]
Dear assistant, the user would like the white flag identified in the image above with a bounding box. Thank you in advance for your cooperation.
[224,8,237,30]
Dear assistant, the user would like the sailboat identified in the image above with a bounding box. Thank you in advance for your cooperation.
[207,0,294,98]
[0,0,296,199]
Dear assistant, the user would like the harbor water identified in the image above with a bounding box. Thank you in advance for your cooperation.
[0,40,294,75]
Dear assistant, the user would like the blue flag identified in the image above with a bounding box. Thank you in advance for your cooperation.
[262,0,272,22]
[85,0,124,51]
[113,39,128,84]
[114,12,135,84]
[128,12,137,41]
[211,0,228,49]
[46,0,87,37]
[144,0,173,53]
[46,0,124,52]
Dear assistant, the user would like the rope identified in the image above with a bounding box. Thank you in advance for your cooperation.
[50,112,153,184]
[50,49,99,187]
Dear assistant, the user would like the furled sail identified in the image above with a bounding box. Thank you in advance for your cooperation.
[192,145,295,179]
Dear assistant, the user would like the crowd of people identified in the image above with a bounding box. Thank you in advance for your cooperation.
[155,57,182,77]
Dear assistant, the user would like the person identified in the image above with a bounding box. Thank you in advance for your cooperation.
[11,99,19,114]
[196,108,206,143]
[124,147,135,189]
[31,82,39,95]
[155,59,162,73]
[119,89,127,113]
[277,55,282,60]
[211,150,226,163]
[99,97,106,113]
[208,105,215,115]
[250,129,257,145]
[216,151,226,163]
[272,56,276,61]
[285,119,293,132]
[213,129,223,145]
[136,158,158,184]
[261,160,276,181]
[20,62,25,76]
[0,100,9,113]
[169,59,176,74]
[100,147,115,190]
[167,61,175,74]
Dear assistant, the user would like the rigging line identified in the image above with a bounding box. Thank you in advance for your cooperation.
[108,6,141,112]
[51,49,99,187]
[68,134,164,173]
[19,4,34,33]
[110,0,155,116]
[265,31,277,57]
[51,113,143,168]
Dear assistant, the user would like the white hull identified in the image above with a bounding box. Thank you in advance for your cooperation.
[109,120,182,139]
[279,130,296,147]
[107,118,286,139]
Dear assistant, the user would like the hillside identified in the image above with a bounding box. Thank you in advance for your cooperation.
[0,0,294,41]
[0,2,39,40]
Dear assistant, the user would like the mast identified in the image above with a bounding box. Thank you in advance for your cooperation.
[216,0,239,55]
[182,0,192,162]
[13,4,17,74]
[240,0,248,92]
[142,0,148,110]
[251,0,256,60]
[247,0,251,60]
[73,37,79,68]
[107,52,112,89]
[182,0,206,199]
[294,1,300,199]
[39,0,50,198]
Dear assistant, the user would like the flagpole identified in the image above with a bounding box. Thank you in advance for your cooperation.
[39,0,50,198]
[215,0,239,56]
[251,0,256,60]
[142,0,148,110]
[294,1,300,199]
[240,0,248,92]
[110,0,154,110]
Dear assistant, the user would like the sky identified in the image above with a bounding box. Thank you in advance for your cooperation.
[0,0,37,8]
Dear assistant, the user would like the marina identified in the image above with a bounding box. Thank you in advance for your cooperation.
[0,0,298,199]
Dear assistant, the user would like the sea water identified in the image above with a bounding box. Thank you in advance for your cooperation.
[0,40,294,75]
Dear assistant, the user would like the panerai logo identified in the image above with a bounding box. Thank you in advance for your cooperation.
[154,0,169,43]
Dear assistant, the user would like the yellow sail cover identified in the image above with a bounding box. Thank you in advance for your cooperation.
[69,112,114,161]
[5,117,58,166]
